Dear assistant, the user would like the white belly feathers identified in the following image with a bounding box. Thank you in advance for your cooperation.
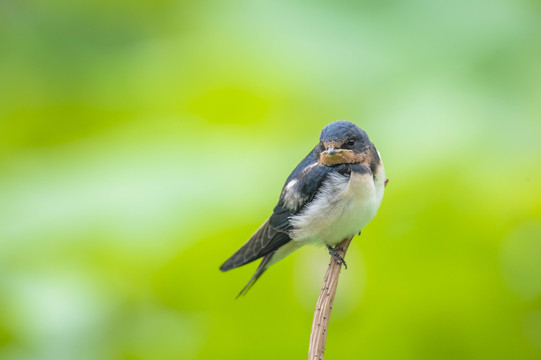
[289,164,385,247]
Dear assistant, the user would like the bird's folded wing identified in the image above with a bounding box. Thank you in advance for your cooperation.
[219,218,291,271]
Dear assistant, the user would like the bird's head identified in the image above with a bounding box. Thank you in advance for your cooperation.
[318,120,377,167]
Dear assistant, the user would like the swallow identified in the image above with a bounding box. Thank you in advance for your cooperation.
[220,120,386,296]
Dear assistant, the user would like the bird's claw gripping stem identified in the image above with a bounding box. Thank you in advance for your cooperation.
[327,245,348,269]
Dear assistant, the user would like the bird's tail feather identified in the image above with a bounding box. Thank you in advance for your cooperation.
[236,253,274,298]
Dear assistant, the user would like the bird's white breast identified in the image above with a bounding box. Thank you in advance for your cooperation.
[289,163,385,247]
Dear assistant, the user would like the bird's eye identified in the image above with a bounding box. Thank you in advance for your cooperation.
[346,139,355,146]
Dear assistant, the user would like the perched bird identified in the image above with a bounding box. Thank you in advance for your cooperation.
[220,120,386,296]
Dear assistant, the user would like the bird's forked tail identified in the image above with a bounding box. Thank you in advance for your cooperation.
[235,253,274,298]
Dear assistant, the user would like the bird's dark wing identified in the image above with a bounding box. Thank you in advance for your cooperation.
[220,147,350,272]
[219,218,289,271]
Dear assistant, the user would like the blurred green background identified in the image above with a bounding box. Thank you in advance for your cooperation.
[1,0,541,359]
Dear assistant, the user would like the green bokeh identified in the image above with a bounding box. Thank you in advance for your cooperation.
[1,0,541,359]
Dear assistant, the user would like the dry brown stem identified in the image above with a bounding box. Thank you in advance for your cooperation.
[308,177,388,359]
[307,236,353,359]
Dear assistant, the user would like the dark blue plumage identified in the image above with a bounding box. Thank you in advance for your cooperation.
[319,120,369,144]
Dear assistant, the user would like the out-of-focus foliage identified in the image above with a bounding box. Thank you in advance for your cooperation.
[1,0,540,359]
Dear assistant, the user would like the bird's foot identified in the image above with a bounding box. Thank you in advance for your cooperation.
[327,245,348,269]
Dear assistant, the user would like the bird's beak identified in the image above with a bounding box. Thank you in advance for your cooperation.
[323,148,345,156]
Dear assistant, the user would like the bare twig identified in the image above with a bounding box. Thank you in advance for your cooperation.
[308,177,388,359]
[308,236,353,359]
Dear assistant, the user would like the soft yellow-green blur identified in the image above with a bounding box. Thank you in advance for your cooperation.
[1,0,540,359]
